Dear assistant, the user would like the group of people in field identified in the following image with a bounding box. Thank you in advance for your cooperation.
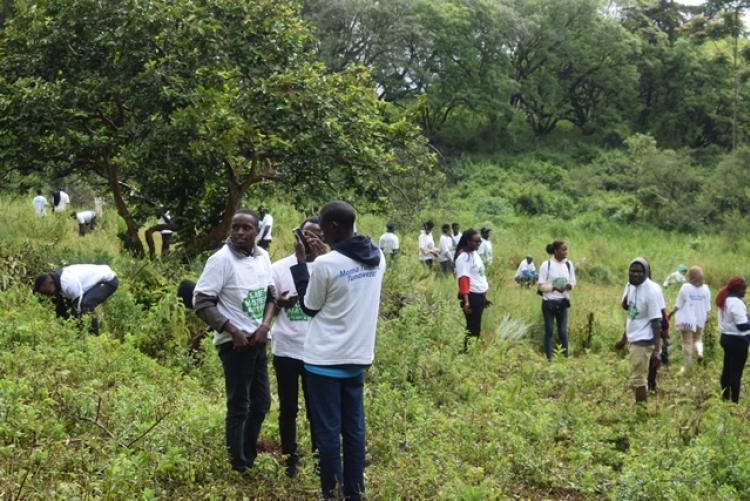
[381,219,750,408]
[29,197,750,499]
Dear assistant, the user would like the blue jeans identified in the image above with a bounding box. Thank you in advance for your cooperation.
[306,371,366,500]
[542,299,569,359]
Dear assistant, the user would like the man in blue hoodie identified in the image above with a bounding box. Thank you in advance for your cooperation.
[291,201,385,501]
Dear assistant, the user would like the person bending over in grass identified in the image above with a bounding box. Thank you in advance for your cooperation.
[33,264,119,335]
[615,258,664,404]
[193,209,277,474]
[454,229,490,353]
[71,210,97,236]
[291,201,385,501]
[669,266,711,372]
[537,240,576,359]
[514,256,537,288]
[716,277,750,403]
[270,216,323,478]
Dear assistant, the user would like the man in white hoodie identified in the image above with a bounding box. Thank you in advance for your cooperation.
[291,201,385,501]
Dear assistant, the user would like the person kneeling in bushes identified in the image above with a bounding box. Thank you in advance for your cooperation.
[33,264,119,335]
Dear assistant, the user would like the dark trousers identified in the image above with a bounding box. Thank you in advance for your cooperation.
[720,334,749,403]
[161,232,173,257]
[306,371,366,501]
[78,216,97,236]
[218,342,271,470]
[542,299,569,359]
[78,277,118,334]
[439,260,453,274]
[273,355,316,457]
[464,292,486,337]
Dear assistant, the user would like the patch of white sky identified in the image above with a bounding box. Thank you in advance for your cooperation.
[602,1,750,32]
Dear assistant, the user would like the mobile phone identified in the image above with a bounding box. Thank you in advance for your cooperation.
[294,228,312,255]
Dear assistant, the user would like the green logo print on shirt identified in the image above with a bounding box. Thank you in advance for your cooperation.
[286,303,310,322]
[242,288,267,320]
[628,301,639,320]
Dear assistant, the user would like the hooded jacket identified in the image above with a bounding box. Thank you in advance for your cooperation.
[291,235,386,366]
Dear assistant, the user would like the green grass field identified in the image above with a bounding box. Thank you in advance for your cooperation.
[3,195,750,499]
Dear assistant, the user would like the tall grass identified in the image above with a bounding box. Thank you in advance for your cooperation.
[3,195,750,499]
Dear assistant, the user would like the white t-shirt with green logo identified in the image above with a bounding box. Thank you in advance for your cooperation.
[271,254,311,359]
[455,251,489,293]
[194,245,273,346]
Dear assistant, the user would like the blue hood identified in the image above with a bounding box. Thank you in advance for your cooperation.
[333,235,381,267]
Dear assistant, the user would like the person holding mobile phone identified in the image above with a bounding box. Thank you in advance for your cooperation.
[269,216,323,477]
[290,201,386,501]
[193,209,277,474]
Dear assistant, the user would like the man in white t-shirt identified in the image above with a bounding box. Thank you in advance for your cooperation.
[257,206,273,251]
[33,264,119,334]
[71,210,97,236]
[53,189,71,212]
[514,256,537,287]
[378,222,400,259]
[290,201,385,500]
[270,215,322,478]
[451,223,461,247]
[616,258,665,404]
[158,211,174,257]
[193,209,277,473]
[438,223,455,274]
[33,190,48,216]
[478,227,493,265]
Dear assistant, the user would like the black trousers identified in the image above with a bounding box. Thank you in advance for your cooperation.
[78,216,97,236]
[720,334,749,403]
[218,342,271,470]
[273,355,316,457]
[463,292,486,337]
[79,277,119,314]
[161,232,173,257]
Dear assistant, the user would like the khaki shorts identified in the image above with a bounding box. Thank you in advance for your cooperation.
[629,343,655,388]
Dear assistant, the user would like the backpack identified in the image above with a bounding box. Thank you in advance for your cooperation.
[537,260,572,297]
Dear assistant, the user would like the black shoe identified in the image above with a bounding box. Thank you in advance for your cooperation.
[284,454,299,478]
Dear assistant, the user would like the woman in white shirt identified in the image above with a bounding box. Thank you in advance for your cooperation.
[669,266,711,369]
[716,277,750,402]
[454,229,490,352]
[537,240,576,359]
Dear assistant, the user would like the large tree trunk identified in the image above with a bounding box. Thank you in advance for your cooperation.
[105,163,145,258]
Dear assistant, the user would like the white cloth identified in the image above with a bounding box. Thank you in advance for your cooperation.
[378,232,400,256]
[478,238,493,265]
[271,255,311,359]
[75,210,96,224]
[59,265,116,310]
[538,259,576,300]
[55,191,70,212]
[418,231,435,261]
[622,280,664,343]
[193,245,273,346]
[515,259,536,279]
[258,213,273,241]
[33,195,48,216]
[455,251,489,293]
[452,234,461,247]
[719,297,749,336]
[302,249,386,365]
[438,234,454,263]
[674,283,711,331]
